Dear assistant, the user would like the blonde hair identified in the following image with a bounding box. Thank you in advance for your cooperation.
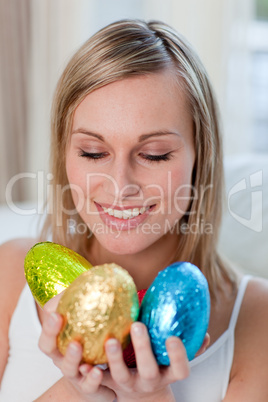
[42,19,236,299]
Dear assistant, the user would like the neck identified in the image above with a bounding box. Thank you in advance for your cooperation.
[87,232,179,290]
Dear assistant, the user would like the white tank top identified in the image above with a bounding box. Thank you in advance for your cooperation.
[0,276,251,402]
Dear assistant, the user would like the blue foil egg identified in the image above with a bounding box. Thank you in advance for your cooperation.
[139,262,210,365]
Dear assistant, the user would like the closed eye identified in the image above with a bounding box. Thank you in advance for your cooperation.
[139,152,173,162]
[79,151,109,160]
[79,150,173,163]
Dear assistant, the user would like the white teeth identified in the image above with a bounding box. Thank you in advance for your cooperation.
[122,209,132,219]
[102,206,149,219]
[114,209,123,219]
[132,208,140,217]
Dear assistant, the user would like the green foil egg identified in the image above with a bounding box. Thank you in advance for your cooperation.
[24,242,92,307]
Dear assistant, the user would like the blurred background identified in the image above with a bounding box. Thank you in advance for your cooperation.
[0,0,267,277]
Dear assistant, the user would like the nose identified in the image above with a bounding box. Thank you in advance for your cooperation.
[102,159,141,201]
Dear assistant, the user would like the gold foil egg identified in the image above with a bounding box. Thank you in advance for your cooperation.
[56,263,139,365]
[24,242,92,307]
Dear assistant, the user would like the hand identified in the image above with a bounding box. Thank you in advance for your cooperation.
[38,294,116,402]
[99,322,190,402]
[39,294,209,402]
[101,326,209,401]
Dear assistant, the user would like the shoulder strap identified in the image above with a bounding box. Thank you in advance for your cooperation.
[228,275,251,330]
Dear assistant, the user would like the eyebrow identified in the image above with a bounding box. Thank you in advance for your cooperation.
[72,129,105,141]
[138,131,179,142]
[72,128,179,142]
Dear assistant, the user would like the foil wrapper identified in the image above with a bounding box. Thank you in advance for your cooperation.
[123,288,147,368]
[24,242,92,307]
[139,262,210,365]
[56,263,139,365]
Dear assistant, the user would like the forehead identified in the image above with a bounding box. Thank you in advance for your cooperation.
[72,71,191,138]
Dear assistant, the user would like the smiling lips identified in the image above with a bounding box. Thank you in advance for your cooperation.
[102,206,149,220]
[95,202,154,230]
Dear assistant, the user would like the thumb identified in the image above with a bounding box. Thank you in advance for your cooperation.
[43,290,64,313]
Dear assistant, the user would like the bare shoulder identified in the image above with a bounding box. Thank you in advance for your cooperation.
[0,237,37,277]
[0,237,37,317]
[226,276,268,400]
[241,277,268,314]
[238,276,268,332]
[0,238,37,382]
[237,275,268,351]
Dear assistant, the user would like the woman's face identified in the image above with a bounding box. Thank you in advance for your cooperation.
[66,70,195,255]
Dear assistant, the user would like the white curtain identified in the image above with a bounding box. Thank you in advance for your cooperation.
[0,0,255,204]
[221,0,255,155]
[26,0,96,201]
[0,0,30,202]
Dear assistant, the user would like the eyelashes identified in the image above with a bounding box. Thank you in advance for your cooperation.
[138,152,173,163]
[79,150,174,163]
[79,151,108,160]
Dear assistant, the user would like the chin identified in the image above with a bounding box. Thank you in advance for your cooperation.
[95,233,154,256]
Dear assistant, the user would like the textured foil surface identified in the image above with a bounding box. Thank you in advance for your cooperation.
[24,242,92,307]
[56,263,139,365]
[139,262,210,365]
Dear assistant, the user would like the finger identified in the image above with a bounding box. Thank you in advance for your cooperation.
[79,363,92,377]
[195,333,210,357]
[38,312,63,360]
[81,366,104,394]
[61,341,83,378]
[81,367,117,401]
[131,322,160,381]
[164,337,190,381]
[105,338,132,385]
[43,292,63,313]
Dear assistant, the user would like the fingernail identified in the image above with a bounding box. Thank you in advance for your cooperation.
[48,313,58,328]
[91,367,101,379]
[106,338,119,353]
[79,365,90,376]
[132,322,144,336]
[168,341,178,350]
[68,343,79,356]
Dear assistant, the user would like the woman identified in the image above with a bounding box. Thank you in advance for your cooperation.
[1,19,268,401]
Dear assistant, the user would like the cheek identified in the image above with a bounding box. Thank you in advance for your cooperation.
[67,170,105,213]
[172,183,193,216]
[66,152,92,195]
[65,156,87,211]
[169,165,194,214]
